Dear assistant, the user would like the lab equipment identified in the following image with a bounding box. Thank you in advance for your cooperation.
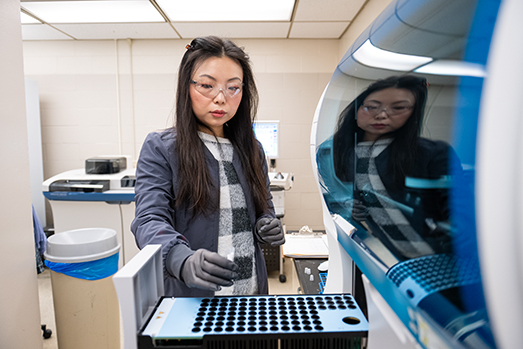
[253,120,279,159]
[263,171,293,282]
[113,245,368,349]
[281,233,328,258]
[311,0,518,348]
[253,119,292,279]
[318,261,328,272]
[85,155,127,174]
[113,245,164,349]
[140,294,366,348]
[254,121,293,217]
[42,156,139,267]
[268,171,293,218]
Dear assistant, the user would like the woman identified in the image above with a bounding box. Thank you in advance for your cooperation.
[131,36,284,297]
[331,75,461,260]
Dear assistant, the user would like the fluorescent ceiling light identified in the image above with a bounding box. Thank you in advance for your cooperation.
[415,60,486,77]
[353,40,433,71]
[21,1,165,24]
[156,0,295,22]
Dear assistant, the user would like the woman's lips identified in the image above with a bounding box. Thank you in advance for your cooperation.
[371,123,386,129]
[211,110,225,117]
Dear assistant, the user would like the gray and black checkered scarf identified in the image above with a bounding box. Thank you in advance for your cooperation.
[199,132,258,295]
[355,138,434,259]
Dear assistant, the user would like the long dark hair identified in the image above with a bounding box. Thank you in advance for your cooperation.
[333,75,428,186]
[174,36,267,216]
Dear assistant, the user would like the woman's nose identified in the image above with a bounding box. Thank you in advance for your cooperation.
[375,109,388,118]
[213,89,226,103]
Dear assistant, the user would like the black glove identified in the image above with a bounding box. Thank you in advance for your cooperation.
[352,199,369,221]
[181,249,238,291]
[255,217,285,246]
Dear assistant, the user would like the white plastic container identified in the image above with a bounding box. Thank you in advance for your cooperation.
[44,228,121,349]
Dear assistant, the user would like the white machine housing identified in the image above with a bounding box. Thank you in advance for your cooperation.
[268,171,293,218]
[310,0,520,348]
[113,245,164,349]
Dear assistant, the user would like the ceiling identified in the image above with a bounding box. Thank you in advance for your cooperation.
[20,0,367,41]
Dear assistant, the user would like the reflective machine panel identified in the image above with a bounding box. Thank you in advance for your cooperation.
[312,0,501,348]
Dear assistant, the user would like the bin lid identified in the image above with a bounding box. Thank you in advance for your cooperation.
[44,228,120,263]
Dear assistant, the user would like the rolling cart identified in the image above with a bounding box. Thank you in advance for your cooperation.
[261,243,286,283]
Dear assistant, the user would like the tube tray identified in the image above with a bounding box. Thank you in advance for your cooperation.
[138,294,368,349]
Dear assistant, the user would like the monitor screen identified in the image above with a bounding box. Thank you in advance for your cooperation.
[253,120,279,159]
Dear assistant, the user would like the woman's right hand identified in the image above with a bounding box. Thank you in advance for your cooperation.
[181,249,238,291]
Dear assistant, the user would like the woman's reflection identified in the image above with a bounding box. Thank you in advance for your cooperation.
[331,75,462,261]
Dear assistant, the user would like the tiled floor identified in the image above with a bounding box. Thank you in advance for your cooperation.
[37,256,299,349]
[267,256,301,295]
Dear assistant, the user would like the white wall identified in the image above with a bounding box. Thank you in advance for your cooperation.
[0,1,44,347]
[21,0,392,233]
[23,38,339,231]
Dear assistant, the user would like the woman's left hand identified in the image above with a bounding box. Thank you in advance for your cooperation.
[352,199,369,221]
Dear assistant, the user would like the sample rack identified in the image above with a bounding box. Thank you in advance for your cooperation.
[139,294,368,349]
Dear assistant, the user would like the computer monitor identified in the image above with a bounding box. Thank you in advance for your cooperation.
[253,120,279,159]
